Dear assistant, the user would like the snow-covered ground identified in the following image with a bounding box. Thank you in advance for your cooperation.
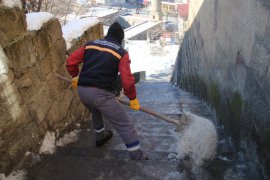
[126,40,179,79]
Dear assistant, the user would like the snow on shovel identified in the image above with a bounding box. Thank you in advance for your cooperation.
[118,98,218,166]
[56,74,218,165]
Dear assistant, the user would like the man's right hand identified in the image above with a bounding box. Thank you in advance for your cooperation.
[72,76,79,88]
[130,98,140,110]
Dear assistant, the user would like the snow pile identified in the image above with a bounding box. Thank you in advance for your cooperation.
[177,112,218,166]
[56,129,80,147]
[39,130,80,154]
[0,45,8,75]
[126,41,179,77]
[39,131,56,154]
[26,12,54,31]
[62,18,99,49]
[0,170,27,180]
[1,0,14,7]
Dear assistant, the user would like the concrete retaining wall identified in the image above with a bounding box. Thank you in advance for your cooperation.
[172,0,270,176]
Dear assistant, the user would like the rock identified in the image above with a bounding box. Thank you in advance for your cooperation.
[30,85,53,123]
[45,19,63,44]
[0,6,27,47]
[46,89,73,129]
[4,34,37,78]
[32,29,52,62]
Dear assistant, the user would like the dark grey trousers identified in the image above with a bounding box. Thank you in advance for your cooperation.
[78,86,139,146]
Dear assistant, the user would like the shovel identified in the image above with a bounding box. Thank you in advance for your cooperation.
[55,74,188,129]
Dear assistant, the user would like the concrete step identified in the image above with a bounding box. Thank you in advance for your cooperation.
[109,134,178,153]
[56,147,179,161]
[122,110,183,124]
[63,130,179,155]
[28,156,182,180]
[128,82,182,103]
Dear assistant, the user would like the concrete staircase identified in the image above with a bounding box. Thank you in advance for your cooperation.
[27,79,208,180]
[26,71,265,179]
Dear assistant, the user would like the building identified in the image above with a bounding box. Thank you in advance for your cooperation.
[161,0,189,16]
[162,1,177,15]
[150,0,162,21]
[177,0,189,40]
[95,0,126,6]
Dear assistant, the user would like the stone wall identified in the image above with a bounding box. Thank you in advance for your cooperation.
[172,0,270,176]
[0,5,103,173]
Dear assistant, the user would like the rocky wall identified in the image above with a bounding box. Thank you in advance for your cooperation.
[0,5,103,173]
[172,0,270,177]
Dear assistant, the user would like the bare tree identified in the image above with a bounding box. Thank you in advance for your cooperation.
[20,0,43,13]
[20,0,27,12]
[42,0,55,12]
[63,0,73,25]
[40,0,94,25]
[10,0,95,24]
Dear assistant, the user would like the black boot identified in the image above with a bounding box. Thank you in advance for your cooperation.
[96,130,113,147]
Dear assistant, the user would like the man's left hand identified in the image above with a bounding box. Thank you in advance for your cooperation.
[72,76,79,88]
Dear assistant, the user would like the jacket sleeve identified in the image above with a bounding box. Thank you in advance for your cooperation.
[66,47,85,77]
[119,53,137,100]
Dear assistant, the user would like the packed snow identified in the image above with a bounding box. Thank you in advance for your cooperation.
[56,129,80,147]
[39,131,56,154]
[62,18,99,49]
[177,112,218,165]
[0,170,27,180]
[0,45,8,75]
[1,0,14,7]
[39,130,80,154]
[26,12,54,31]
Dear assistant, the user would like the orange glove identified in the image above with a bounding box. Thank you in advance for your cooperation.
[72,76,79,88]
[130,98,140,110]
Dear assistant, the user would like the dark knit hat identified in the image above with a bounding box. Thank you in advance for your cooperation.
[106,22,124,44]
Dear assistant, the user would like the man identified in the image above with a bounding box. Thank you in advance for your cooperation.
[66,22,147,160]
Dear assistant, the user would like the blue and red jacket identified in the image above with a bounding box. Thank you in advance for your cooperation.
[66,37,137,100]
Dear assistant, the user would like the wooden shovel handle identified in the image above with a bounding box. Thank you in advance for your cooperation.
[116,98,181,125]
[56,74,72,83]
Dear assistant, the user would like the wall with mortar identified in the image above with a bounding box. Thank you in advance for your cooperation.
[171,0,270,176]
[0,5,103,173]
